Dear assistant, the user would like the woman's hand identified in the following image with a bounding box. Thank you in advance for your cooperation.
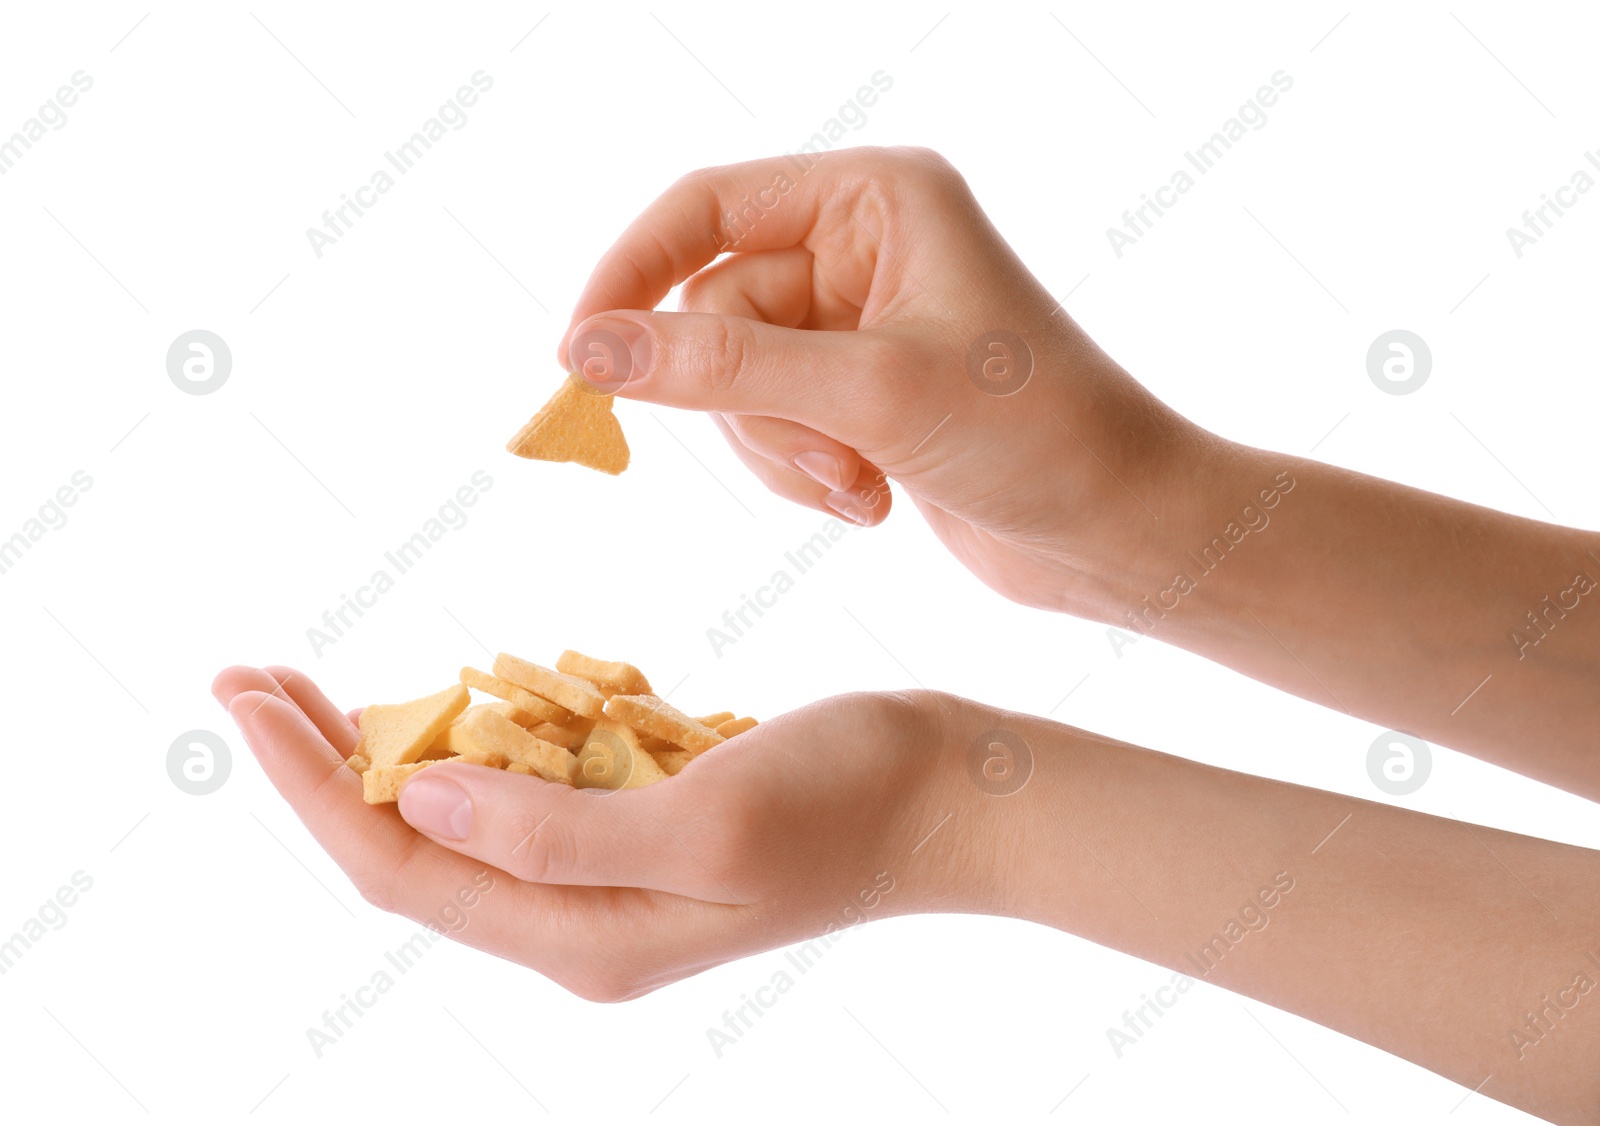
[558,146,1210,618]
[213,663,1600,1121]
[558,148,1600,802]
[211,664,990,1001]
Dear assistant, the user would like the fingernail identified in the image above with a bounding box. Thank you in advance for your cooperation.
[793,450,848,491]
[568,315,652,391]
[826,490,870,525]
[399,775,473,840]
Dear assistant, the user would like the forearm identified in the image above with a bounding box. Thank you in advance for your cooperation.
[1103,438,1600,798]
[936,703,1600,1124]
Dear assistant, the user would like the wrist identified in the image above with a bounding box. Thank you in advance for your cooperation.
[1020,331,1247,624]
[1068,433,1284,629]
[905,698,1168,939]
[890,692,1057,922]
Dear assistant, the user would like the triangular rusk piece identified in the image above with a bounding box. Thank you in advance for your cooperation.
[356,683,470,769]
[506,374,630,475]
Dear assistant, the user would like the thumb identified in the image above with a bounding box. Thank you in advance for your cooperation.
[395,762,747,903]
[565,309,917,443]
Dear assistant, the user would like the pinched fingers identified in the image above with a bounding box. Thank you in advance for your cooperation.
[557,145,968,363]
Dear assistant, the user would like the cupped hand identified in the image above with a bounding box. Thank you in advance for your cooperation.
[559,146,1209,616]
[212,665,989,1001]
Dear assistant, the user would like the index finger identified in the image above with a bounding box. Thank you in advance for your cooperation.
[558,151,854,365]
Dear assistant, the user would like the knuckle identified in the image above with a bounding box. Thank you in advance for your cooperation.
[691,318,753,398]
[881,146,970,210]
[907,145,958,175]
[509,815,575,885]
[896,145,961,185]
[672,164,727,203]
[675,164,716,188]
[883,689,948,739]
[676,270,713,313]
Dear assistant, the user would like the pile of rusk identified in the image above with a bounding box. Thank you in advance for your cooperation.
[345,378,749,802]
[351,650,757,802]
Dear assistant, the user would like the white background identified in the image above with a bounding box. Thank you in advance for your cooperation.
[1,2,1596,1122]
